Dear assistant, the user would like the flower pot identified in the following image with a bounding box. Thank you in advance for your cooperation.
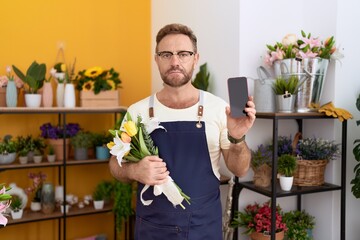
[250,230,284,240]
[60,204,70,213]
[48,139,70,161]
[275,94,295,113]
[0,152,17,164]
[273,58,329,112]
[33,155,43,164]
[0,87,6,107]
[279,176,293,191]
[74,148,89,160]
[19,156,28,164]
[93,200,104,210]
[11,209,23,219]
[30,201,41,212]
[96,146,110,160]
[47,154,56,163]
[253,164,272,188]
[25,93,42,108]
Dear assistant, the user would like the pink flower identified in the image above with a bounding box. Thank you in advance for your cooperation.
[299,49,318,58]
[300,36,321,49]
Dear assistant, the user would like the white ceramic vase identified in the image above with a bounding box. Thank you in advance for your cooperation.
[64,83,76,108]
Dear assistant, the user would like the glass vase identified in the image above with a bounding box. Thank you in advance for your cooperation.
[41,182,55,214]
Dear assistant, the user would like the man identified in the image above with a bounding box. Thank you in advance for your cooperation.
[109,23,256,239]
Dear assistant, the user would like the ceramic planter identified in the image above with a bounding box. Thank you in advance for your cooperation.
[47,154,56,163]
[25,94,41,108]
[11,209,23,219]
[279,176,294,191]
[93,200,104,210]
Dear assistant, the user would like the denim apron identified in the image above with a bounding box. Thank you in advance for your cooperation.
[134,91,222,240]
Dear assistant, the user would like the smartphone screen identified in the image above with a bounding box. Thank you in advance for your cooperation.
[227,77,249,118]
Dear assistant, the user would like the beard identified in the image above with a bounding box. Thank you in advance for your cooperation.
[160,66,194,88]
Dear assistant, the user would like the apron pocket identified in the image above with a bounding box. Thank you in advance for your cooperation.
[135,216,185,240]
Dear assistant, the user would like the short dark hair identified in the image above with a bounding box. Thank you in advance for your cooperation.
[156,23,197,53]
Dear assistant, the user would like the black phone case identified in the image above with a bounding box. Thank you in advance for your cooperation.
[227,77,249,118]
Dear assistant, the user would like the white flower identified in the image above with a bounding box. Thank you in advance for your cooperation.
[142,117,166,134]
[282,34,297,47]
[109,132,131,166]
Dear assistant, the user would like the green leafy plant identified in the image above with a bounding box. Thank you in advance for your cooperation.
[48,145,55,155]
[283,210,315,240]
[192,63,210,91]
[10,195,22,212]
[70,131,94,148]
[272,75,300,95]
[278,154,297,177]
[351,93,360,198]
[93,132,113,147]
[92,180,113,201]
[12,61,46,94]
[0,135,17,154]
[112,180,134,232]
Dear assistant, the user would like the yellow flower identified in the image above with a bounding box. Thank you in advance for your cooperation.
[123,121,137,137]
[107,141,115,149]
[82,81,94,91]
[60,63,67,72]
[84,67,103,78]
[107,80,116,90]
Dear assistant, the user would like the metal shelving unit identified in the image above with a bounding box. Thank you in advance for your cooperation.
[231,112,347,240]
[0,106,127,239]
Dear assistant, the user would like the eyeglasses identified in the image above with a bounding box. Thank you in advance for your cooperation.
[156,51,195,63]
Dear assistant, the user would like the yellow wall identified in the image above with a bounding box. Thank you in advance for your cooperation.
[0,0,150,239]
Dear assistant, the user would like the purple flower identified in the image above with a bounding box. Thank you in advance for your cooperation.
[40,122,80,139]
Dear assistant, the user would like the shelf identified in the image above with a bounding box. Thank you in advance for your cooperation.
[255,111,334,120]
[66,159,109,166]
[238,181,341,198]
[0,161,63,170]
[0,106,127,114]
[7,203,113,226]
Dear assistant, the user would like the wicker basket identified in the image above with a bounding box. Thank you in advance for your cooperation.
[293,159,329,186]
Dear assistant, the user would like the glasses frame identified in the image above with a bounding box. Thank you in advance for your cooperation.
[156,51,195,63]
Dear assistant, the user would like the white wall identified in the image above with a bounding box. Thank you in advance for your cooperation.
[151,0,360,239]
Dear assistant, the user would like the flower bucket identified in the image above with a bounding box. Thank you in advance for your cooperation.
[273,58,329,112]
[250,231,284,240]
[253,66,276,112]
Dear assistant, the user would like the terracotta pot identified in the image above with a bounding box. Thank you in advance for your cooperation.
[47,138,70,161]
[250,231,284,240]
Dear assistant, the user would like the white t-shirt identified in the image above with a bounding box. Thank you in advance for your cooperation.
[127,91,231,179]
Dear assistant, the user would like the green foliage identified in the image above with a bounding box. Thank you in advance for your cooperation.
[92,180,113,201]
[272,75,300,95]
[48,145,55,155]
[10,195,23,211]
[93,132,113,147]
[0,183,12,201]
[192,63,210,91]
[112,180,134,232]
[12,61,46,93]
[283,210,315,240]
[0,135,17,154]
[351,93,360,198]
[278,154,297,177]
[70,131,94,148]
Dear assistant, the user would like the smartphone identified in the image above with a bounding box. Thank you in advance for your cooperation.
[227,77,249,118]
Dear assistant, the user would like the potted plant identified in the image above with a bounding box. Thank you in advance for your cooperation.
[251,144,273,187]
[0,135,17,165]
[33,149,43,164]
[92,180,113,209]
[272,75,300,113]
[25,171,47,212]
[70,131,94,160]
[18,147,29,164]
[278,154,297,191]
[47,145,56,162]
[283,210,315,240]
[10,195,23,219]
[231,201,287,240]
[75,66,122,107]
[294,133,340,186]
[93,132,112,160]
[12,61,46,107]
[40,122,81,161]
